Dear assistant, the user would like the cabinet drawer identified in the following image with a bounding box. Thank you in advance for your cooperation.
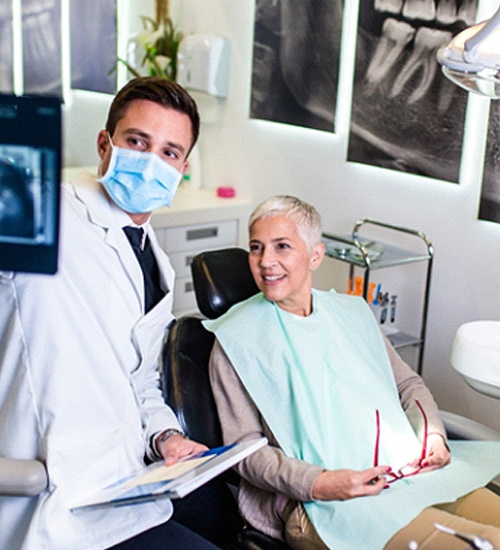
[173,276,197,314]
[163,220,237,253]
[169,250,199,279]
[169,246,230,279]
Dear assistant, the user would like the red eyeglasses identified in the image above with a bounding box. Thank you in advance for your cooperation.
[373,399,428,483]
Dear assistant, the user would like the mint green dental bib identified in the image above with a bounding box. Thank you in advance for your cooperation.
[205,290,500,549]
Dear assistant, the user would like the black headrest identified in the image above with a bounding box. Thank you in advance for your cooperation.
[191,248,259,319]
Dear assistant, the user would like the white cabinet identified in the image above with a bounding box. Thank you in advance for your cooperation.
[156,220,239,315]
[164,220,238,253]
[151,187,251,317]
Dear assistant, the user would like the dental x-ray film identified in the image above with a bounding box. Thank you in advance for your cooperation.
[0,94,61,274]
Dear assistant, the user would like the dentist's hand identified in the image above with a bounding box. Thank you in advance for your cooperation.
[157,433,208,466]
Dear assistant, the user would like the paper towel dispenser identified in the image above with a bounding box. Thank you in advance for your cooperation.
[177,34,230,98]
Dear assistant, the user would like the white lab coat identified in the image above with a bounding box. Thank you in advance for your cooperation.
[0,172,182,549]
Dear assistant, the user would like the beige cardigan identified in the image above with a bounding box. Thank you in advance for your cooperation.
[209,336,447,541]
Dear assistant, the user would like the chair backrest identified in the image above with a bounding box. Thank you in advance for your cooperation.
[163,249,291,549]
[162,316,220,448]
[162,248,258,448]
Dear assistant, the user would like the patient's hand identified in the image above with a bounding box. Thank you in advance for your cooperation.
[159,434,208,466]
[312,466,391,501]
[413,433,450,472]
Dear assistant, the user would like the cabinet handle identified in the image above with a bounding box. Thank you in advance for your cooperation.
[185,255,195,266]
[186,227,218,240]
[185,281,194,293]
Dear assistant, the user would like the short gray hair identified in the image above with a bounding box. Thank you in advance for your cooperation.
[249,195,322,252]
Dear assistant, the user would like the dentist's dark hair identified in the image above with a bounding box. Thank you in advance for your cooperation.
[105,76,200,155]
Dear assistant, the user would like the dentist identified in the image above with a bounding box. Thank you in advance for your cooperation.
[0,77,235,549]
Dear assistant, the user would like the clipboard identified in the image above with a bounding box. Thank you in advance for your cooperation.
[71,437,266,512]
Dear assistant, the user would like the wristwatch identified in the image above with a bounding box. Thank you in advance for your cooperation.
[156,428,185,448]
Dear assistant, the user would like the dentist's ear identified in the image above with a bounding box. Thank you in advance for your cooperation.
[97,131,112,177]
[310,242,326,271]
[97,130,111,160]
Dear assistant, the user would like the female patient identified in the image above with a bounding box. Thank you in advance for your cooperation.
[205,195,500,549]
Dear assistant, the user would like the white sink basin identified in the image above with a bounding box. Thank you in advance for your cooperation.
[451,320,500,399]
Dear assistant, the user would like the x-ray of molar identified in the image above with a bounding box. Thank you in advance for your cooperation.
[0,0,116,97]
[0,158,35,241]
[0,2,13,93]
[480,102,500,224]
[348,0,477,183]
[22,0,62,96]
[70,0,117,94]
[0,145,58,246]
[250,0,343,132]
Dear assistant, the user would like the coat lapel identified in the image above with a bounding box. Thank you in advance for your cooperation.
[69,172,145,309]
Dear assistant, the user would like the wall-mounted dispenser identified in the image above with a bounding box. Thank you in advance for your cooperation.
[177,34,230,98]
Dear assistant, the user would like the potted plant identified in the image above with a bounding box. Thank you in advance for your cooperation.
[118,0,183,81]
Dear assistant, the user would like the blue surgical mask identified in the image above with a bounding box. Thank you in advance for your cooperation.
[98,138,183,214]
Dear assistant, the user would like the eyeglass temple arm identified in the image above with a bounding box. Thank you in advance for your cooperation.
[374,409,381,467]
[374,400,428,467]
[414,398,428,462]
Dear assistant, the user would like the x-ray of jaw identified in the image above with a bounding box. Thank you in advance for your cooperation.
[348,0,478,183]
[251,0,480,185]
[0,148,56,245]
[251,0,342,132]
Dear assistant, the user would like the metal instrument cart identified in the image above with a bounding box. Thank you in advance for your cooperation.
[322,219,434,375]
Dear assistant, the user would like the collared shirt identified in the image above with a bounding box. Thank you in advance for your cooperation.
[107,196,150,251]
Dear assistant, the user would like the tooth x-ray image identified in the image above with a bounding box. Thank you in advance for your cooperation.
[0,2,13,93]
[480,102,500,224]
[0,148,57,246]
[348,0,477,183]
[0,95,61,274]
[250,0,342,132]
[0,158,35,239]
[21,0,62,96]
[70,0,117,94]
[0,0,116,97]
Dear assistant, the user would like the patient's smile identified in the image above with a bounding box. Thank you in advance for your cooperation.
[263,274,285,282]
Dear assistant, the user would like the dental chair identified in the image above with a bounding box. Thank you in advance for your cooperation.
[162,247,289,549]
[162,247,500,549]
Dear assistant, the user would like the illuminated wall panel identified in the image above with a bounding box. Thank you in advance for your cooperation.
[347,0,478,183]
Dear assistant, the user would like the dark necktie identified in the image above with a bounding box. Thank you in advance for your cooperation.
[123,226,165,313]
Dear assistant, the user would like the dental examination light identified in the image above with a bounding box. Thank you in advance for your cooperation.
[437,7,500,99]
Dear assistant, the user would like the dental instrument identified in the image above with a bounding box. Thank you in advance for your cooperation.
[434,522,494,550]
